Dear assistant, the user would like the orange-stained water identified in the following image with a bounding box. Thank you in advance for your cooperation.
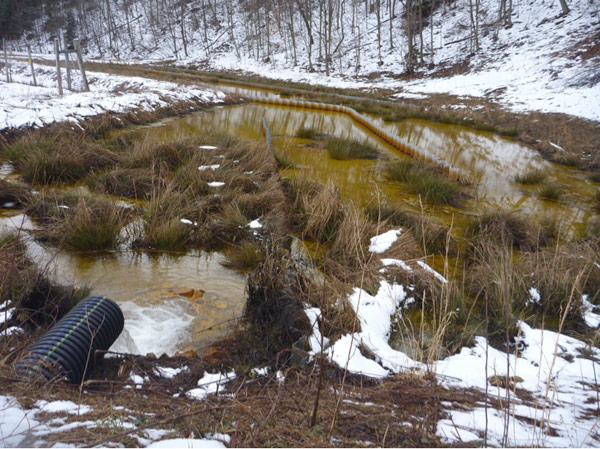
[2,88,598,354]
[126,101,598,238]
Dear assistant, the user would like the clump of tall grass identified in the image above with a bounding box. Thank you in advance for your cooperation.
[466,240,599,339]
[0,180,31,207]
[284,178,344,244]
[6,132,119,185]
[539,183,563,200]
[514,169,547,185]
[465,210,546,251]
[56,201,127,251]
[21,147,87,185]
[86,167,166,200]
[296,126,319,139]
[588,172,600,183]
[275,152,296,169]
[385,161,463,206]
[139,188,192,251]
[323,205,379,283]
[363,200,456,255]
[207,202,249,244]
[327,138,379,160]
[222,241,265,271]
[27,193,130,252]
[390,269,474,361]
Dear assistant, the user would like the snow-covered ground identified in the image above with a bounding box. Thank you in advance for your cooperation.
[301,229,600,447]
[203,0,600,121]
[0,61,226,130]
[0,395,229,447]
[5,0,597,122]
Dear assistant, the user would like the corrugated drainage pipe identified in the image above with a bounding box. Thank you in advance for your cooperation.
[15,296,124,384]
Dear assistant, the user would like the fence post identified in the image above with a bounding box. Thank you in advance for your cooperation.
[54,38,63,96]
[26,43,37,86]
[62,32,72,91]
[73,39,89,92]
[3,38,11,83]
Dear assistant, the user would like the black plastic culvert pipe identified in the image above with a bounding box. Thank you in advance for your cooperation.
[15,296,124,384]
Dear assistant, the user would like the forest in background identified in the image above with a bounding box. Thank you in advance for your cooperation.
[0,0,576,76]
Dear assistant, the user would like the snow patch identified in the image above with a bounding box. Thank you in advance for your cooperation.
[368,229,402,254]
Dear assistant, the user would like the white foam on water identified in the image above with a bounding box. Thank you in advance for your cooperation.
[110,299,195,357]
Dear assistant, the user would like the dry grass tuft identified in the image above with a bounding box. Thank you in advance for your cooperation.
[466,210,547,251]
[386,161,463,206]
[323,205,379,284]
[0,233,89,329]
[0,180,31,207]
[222,241,265,271]
[86,167,167,200]
[515,169,547,185]
[138,188,192,251]
[539,183,563,200]
[327,137,379,160]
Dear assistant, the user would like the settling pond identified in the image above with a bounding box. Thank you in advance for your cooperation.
[1,83,598,356]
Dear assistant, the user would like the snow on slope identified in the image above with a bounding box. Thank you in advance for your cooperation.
[0,61,225,130]
[178,0,600,121]
[401,0,600,120]
[9,0,597,120]
[305,279,600,447]
[204,0,600,120]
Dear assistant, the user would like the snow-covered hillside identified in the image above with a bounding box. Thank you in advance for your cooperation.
[0,61,225,129]
[7,0,598,120]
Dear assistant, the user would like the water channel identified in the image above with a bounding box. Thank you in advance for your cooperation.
[1,82,598,356]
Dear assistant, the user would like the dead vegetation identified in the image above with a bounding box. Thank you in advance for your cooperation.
[1,89,599,447]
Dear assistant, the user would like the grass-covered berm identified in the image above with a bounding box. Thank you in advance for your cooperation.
[1,111,599,447]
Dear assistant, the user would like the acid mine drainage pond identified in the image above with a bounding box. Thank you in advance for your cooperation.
[1,82,598,357]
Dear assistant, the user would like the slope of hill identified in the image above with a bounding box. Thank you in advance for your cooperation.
[5,0,599,120]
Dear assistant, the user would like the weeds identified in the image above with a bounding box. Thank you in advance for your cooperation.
[296,126,319,139]
[54,201,127,252]
[385,161,463,206]
[465,210,546,251]
[588,172,600,183]
[275,152,296,169]
[222,241,265,271]
[0,180,31,206]
[539,183,563,200]
[515,169,547,185]
[327,138,379,160]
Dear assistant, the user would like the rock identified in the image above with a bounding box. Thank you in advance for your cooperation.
[146,352,157,359]
[175,288,205,301]
[190,289,205,301]
[176,288,195,297]
[173,350,197,358]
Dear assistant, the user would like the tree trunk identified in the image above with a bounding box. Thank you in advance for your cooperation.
[558,0,570,15]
